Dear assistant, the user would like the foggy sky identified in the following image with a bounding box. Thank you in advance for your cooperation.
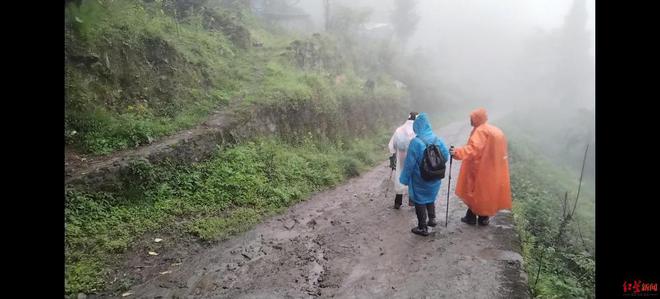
[293,0,595,111]
[297,0,594,55]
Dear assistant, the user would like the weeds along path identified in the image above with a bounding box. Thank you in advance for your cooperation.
[120,119,529,299]
[64,46,271,185]
[64,50,274,183]
[65,104,238,184]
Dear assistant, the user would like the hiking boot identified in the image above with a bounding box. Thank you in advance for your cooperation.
[461,208,477,225]
[461,216,477,225]
[427,217,438,227]
[411,227,429,236]
[478,216,490,226]
[393,194,403,209]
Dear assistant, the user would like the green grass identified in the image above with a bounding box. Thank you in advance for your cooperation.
[65,0,243,155]
[64,0,404,156]
[187,207,263,241]
[504,124,595,298]
[64,131,390,295]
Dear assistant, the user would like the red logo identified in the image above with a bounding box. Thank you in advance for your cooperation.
[623,280,658,296]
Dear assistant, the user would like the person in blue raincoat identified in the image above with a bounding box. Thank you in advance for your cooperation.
[399,112,450,236]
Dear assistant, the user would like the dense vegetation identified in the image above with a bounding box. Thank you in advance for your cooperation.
[65,0,404,155]
[501,112,595,298]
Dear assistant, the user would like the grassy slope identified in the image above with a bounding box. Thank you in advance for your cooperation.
[65,0,404,155]
[501,119,595,298]
[64,1,406,295]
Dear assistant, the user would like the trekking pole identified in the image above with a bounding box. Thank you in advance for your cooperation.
[385,153,396,199]
[445,146,454,227]
[384,168,393,199]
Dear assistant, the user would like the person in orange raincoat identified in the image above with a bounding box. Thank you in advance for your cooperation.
[449,108,512,226]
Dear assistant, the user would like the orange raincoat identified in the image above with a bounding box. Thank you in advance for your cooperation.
[453,108,512,216]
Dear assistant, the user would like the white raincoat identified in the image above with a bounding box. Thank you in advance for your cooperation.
[388,120,416,195]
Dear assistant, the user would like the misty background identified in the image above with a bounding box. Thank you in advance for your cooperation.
[257,0,595,180]
[288,0,594,108]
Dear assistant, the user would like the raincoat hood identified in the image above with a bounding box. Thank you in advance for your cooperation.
[413,112,433,138]
[470,108,488,127]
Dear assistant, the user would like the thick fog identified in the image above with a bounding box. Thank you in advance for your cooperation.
[279,0,595,177]
[292,0,594,112]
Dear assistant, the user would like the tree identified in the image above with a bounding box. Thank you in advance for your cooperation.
[327,5,371,41]
[390,0,419,45]
[324,0,330,31]
[517,0,594,110]
[556,0,593,109]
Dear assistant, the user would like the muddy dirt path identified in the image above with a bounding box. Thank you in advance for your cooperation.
[121,119,529,299]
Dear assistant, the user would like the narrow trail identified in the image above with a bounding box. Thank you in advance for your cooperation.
[64,107,237,183]
[64,47,277,183]
[117,118,529,299]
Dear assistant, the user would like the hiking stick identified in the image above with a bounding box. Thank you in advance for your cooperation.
[385,168,393,199]
[445,146,454,227]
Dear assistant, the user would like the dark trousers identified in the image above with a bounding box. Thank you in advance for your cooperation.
[415,203,436,229]
[394,194,403,207]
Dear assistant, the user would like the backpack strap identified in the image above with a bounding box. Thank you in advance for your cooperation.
[417,136,437,146]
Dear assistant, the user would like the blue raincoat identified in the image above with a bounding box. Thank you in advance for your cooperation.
[399,113,450,205]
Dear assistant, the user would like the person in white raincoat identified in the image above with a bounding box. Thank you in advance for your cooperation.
[388,112,418,209]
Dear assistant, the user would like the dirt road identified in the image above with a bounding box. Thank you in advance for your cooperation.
[121,119,529,298]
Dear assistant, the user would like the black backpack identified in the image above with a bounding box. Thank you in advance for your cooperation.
[418,137,447,181]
